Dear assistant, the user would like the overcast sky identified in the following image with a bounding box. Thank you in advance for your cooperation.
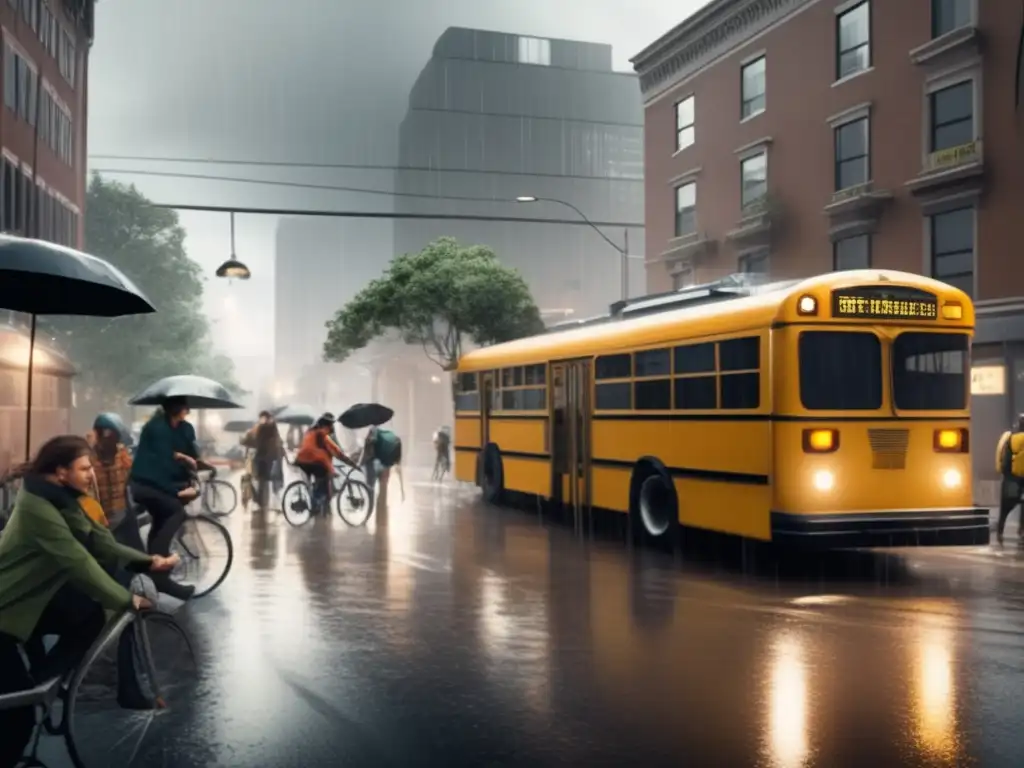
[86,0,706,381]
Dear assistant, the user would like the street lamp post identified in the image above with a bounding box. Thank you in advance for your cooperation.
[516,196,632,301]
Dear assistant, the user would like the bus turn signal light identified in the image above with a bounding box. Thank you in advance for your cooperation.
[803,428,839,453]
[934,428,968,453]
[941,303,963,320]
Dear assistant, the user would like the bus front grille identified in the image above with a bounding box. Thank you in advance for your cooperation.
[868,429,909,470]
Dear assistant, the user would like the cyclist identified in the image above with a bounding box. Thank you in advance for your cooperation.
[88,413,136,535]
[127,397,201,601]
[432,426,451,480]
[0,435,178,767]
[295,414,358,511]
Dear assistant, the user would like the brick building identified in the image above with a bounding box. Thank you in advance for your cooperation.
[0,0,92,249]
[632,0,1024,495]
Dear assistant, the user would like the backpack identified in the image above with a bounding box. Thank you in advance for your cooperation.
[373,429,402,467]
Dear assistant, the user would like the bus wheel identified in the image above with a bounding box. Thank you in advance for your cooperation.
[481,444,505,504]
[631,463,678,540]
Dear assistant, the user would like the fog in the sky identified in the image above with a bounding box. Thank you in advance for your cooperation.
[86,0,705,387]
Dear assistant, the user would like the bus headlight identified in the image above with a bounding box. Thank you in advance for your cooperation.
[942,469,962,489]
[813,470,834,492]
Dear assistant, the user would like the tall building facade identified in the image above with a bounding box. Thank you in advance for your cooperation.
[1,0,91,247]
[394,27,646,319]
[632,0,1022,499]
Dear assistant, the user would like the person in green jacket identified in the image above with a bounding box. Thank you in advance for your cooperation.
[0,434,179,768]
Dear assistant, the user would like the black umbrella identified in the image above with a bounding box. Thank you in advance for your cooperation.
[223,419,256,433]
[128,374,242,409]
[273,404,318,426]
[339,402,394,430]
[0,236,155,458]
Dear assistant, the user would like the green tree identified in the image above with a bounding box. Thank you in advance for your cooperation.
[324,237,543,368]
[43,174,242,416]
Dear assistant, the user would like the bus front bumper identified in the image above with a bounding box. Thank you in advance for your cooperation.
[770,508,990,549]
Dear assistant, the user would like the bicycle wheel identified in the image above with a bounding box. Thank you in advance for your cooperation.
[336,478,373,527]
[64,611,199,768]
[202,478,238,516]
[170,515,234,598]
[281,479,314,527]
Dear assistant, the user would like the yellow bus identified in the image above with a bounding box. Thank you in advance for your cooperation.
[451,270,988,548]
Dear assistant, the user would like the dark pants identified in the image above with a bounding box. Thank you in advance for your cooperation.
[296,462,331,508]
[254,456,275,511]
[130,482,190,598]
[997,477,1024,543]
[0,584,105,767]
[129,482,185,557]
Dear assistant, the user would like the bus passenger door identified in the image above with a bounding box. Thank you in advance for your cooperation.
[480,371,493,450]
[550,360,591,533]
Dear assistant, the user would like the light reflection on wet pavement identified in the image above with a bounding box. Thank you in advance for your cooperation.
[36,472,1024,766]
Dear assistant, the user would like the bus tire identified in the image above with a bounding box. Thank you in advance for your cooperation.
[629,459,678,541]
[480,444,505,504]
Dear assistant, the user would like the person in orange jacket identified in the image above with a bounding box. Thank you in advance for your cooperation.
[295,414,358,507]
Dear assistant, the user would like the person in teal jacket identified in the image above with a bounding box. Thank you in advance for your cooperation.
[128,397,201,600]
[0,434,179,768]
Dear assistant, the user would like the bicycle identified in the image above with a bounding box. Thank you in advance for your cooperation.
[281,462,373,528]
[432,449,451,481]
[0,604,197,768]
[197,467,237,517]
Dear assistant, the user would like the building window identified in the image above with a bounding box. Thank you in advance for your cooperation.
[932,0,972,38]
[3,47,14,113]
[739,251,769,274]
[834,117,869,190]
[674,182,696,237]
[57,28,76,86]
[930,80,973,152]
[834,234,871,270]
[517,36,550,66]
[930,208,973,297]
[673,268,695,290]
[740,152,767,208]
[1,159,16,232]
[837,1,870,80]
[675,96,694,151]
[741,56,766,119]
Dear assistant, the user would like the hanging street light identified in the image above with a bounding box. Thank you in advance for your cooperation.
[215,211,251,279]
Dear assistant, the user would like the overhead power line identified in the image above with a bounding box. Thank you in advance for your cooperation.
[146,201,642,229]
[88,153,643,183]
[93,167,627,205]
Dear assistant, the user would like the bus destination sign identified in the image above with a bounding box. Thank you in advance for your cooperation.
[832,292,938,320]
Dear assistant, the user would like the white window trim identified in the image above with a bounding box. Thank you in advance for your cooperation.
[673,94,696,156]
[921,60,982,166]
[740,54,766,122]
[672,265,696,290]
[1,147,19,165]
[929,0,978,38]
[826,101,871,128]
[666,166,701,187]
[834,0,871,83]
[922,203,977,298]
[673,180,698,239]
[1,29,37,71]
[735,136,772,160]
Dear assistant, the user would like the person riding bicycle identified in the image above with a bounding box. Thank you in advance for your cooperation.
[0,435,179,768]
[295,414,358,507]
[432,426,451,479]
[127,397,202,601]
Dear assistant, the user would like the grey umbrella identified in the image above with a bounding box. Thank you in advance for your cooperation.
[272,404,318,426]
[223,419,257,433]
[0,235,156,458]
[128,374,242,409]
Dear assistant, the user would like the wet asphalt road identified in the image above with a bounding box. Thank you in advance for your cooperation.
[38,469,1024,767]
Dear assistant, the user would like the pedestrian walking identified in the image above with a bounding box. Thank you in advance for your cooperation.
[996,414,1024,545]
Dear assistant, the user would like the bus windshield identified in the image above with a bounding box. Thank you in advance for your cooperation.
[892,332,968,410]
[798,331,882,410]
